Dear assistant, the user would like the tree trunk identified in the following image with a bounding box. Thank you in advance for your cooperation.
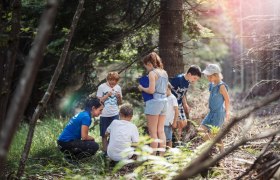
[0,0,58,172]
[16,0,84,177]
[0,0,21,132]
[159,0,184,77]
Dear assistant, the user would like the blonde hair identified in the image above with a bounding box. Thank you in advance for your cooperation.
[106,71,120,81]
[210,73,223,80]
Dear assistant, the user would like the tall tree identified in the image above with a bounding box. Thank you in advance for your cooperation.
[0,0,58,173]
[159,0,184,77]
[16,0,85,177]
[0,0,21,131]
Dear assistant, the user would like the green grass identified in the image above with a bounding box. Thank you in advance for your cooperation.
[6,116,111,179]
[6,108,146,179]
[6,108,225,179]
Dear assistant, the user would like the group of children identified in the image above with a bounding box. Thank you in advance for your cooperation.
[57,51,230,163]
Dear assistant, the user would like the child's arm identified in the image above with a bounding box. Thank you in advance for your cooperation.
[105,131,110,138]
[81,125,95,141]
[182,95,190,119]
[99,91,113,103]
[172,106,179,128]
[97,84,113,103]
[138,71,156,94]
[116,91,122,105]
[220,85,230,121]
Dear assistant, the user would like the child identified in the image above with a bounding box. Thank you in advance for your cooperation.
[138,52,168,156]
[97,71,122,155]
[57,97,103,162]
[199,64,230,152]
[106,104,139,161]
[169,65,201,141]
[164,83,179,148]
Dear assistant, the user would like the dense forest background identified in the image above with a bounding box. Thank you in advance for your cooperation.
[0,0,280,179]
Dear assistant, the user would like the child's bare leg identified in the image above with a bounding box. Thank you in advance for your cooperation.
[217,140,224,153]
[166,141,172,148]
[157,115,166,156]
[198,125,211,141]
[147,115,159,155]
[177,120,187,142]
[102,137,108,153]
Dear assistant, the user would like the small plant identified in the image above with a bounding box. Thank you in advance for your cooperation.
[114,136,212,179]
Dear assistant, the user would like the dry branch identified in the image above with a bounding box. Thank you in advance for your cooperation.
[237,136,275,179]
[174,90,280,179]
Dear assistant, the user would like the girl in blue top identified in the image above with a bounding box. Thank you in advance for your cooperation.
[138,52,168,156]
[57,98,103,161]
[200,64,230,152]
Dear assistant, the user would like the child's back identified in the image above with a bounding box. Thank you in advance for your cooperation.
[107,120,139,161]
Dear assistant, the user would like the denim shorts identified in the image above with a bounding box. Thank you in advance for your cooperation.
[164,126,172,141]
[100,115,119,137]
[144,99,167,115]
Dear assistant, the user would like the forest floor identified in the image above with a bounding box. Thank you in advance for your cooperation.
[207,92,280,179]
[4,89,280,179]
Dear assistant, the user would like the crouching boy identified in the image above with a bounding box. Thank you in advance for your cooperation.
[106,104,139,161]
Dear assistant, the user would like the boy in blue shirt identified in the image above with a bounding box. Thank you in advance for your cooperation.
[169,65,201,141]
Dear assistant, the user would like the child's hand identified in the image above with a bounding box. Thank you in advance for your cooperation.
[172,122,177,129]
[107,91,113,97]
[138,85,143,91]
[115,91,121,98]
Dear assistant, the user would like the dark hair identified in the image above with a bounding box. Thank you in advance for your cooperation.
[142,52,163,69]
[84,97,102,112]
[187,65,202,77]
[119,104,133,117]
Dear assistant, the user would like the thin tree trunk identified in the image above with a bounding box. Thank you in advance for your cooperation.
[0,0,58,172]
[239,0,245,91]
[16,0,84,177]
[159,0,184,77]
[0,0,21,132]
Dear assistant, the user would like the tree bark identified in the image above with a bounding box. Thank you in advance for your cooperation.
[16,0,84,178]
[0,0,58,173]
[0,0,21,133]
[159,0,184,77]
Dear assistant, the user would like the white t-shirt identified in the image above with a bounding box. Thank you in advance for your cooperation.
[165,94,178,126]
[106,120,139,161]
[97,83,122,117]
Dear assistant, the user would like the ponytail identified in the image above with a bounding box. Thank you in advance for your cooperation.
[143,52,164,69]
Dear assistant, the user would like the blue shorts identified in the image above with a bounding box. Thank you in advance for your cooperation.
[164,126,172,142]
[201,111,225,130]
[144,99,167,115]
[100,115,119,137]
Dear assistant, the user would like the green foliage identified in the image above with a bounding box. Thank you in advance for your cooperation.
[243,147,260,155]
[208,125,220,135]
[113,136,213,179]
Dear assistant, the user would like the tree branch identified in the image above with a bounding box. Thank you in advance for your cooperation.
[16,0,84,178]
[237,136,275,179]
[174,90,280,179]
[0,0,58,172]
